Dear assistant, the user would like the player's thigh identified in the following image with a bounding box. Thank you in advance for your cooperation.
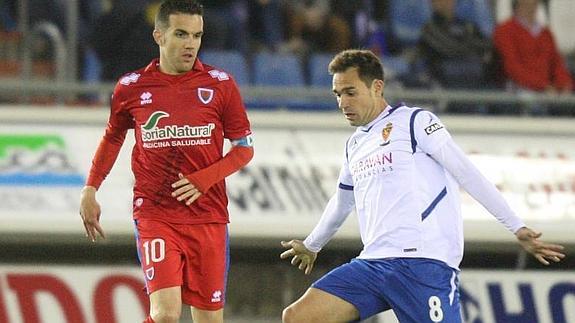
[388,259,461,323]
[180,223,229,309]
[149,286,182,318]
[135,219,185,293]
[283,287,359,323]
[190,307,223,323]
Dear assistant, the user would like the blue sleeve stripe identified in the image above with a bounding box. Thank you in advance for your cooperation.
[231,135,253,147]
[409,108,424,153]
[338,183,354,191]
[421,187,447,221]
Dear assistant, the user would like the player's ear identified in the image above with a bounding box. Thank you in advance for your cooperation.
[153,29,163,46]
[371,79,384,97]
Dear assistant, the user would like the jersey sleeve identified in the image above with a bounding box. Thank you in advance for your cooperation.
[222,78,251,140]
[413,110,451,155]
[303,146,355,252]
[86,84,134,188]
[430,139,525,233]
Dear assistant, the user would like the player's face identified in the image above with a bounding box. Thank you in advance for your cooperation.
[332,67,384,127]
[154,13,203,75]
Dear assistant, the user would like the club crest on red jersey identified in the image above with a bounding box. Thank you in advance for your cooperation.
[198,88,214,104]
[145,267,154,280]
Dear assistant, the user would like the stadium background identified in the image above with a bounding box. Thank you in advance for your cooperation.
[1,0,575,322]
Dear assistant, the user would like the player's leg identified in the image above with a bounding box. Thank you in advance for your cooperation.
[282,287,359,323]
[135,219,186,323]
[179,223,229,322]
[190,307,224,323]
[283,258,391,323]
[380,258,462,323]
[149,286,182,323]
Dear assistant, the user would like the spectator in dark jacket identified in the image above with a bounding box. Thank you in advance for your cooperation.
[419,0,492,88]
[90,0,157,81]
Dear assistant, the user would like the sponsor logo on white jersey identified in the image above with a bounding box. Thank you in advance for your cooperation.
[425,122,444,135]
[197,88,214,104]
[211,290,222,302]
[140,91,153,105]
[119,72,141,85]
[208,69,229,81]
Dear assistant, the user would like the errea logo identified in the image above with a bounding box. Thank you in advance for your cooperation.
[211,290,222,303]
[140,91,152,105]
[208,70,229,81]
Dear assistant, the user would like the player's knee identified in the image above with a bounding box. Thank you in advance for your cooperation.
[282,304,308,323]
[150,309,181,323]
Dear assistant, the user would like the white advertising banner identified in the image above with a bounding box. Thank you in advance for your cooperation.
[0,118,574,242]
[0,265,573,323]
[0,265,147,323]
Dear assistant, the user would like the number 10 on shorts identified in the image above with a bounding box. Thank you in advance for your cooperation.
[142,238,166,265]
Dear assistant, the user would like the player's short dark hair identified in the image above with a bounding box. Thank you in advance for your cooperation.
[512,0,543,11]
[155,0,203,30]
[328,49,385,88]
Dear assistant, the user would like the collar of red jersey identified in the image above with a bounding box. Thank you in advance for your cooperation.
[145,58,205,74]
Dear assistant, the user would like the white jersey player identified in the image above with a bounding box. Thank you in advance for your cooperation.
[280,49,565,323]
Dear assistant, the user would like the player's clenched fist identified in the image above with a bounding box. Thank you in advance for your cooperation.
[280,240,318,275]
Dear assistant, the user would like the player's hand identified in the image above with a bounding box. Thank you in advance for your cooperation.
[515,227,565,265]
[280,240,317,275]
[171,173,202,205]
[79,186,106,242]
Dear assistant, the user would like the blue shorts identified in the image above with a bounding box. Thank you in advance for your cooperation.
[312,258,461,322]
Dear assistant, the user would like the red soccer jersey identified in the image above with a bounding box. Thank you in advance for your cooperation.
[90,58,251,224]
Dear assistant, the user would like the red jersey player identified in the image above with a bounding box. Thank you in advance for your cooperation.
[79,1,254,322]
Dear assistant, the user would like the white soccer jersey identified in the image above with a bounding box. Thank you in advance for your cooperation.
[304,105,525,269]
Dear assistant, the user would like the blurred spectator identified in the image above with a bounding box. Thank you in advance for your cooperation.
[202,0,248,53]
[0,0,17,31]
[493,0,573,94]
[455,0,495,38]
[418,0,492,88]
[247,0,284,52]
[282,0,352,57]
[90,0,157,81]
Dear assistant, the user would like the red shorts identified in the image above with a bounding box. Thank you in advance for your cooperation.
[134,219,229,310]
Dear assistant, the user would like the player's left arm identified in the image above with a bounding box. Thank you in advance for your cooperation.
[172,78,253,204]
[415,111,565,265]
[171,136,254,205]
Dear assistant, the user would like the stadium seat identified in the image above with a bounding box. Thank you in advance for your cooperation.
[309,53,333,88]
[200,50,250,85]
[253,52,304,86]
[388,0,432,49]
[456,0,494,37]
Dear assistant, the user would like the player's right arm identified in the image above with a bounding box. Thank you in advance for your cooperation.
[79,83,133,242]
[280,153,355,274]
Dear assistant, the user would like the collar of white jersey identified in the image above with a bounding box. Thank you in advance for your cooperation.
[358,103,403,133]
